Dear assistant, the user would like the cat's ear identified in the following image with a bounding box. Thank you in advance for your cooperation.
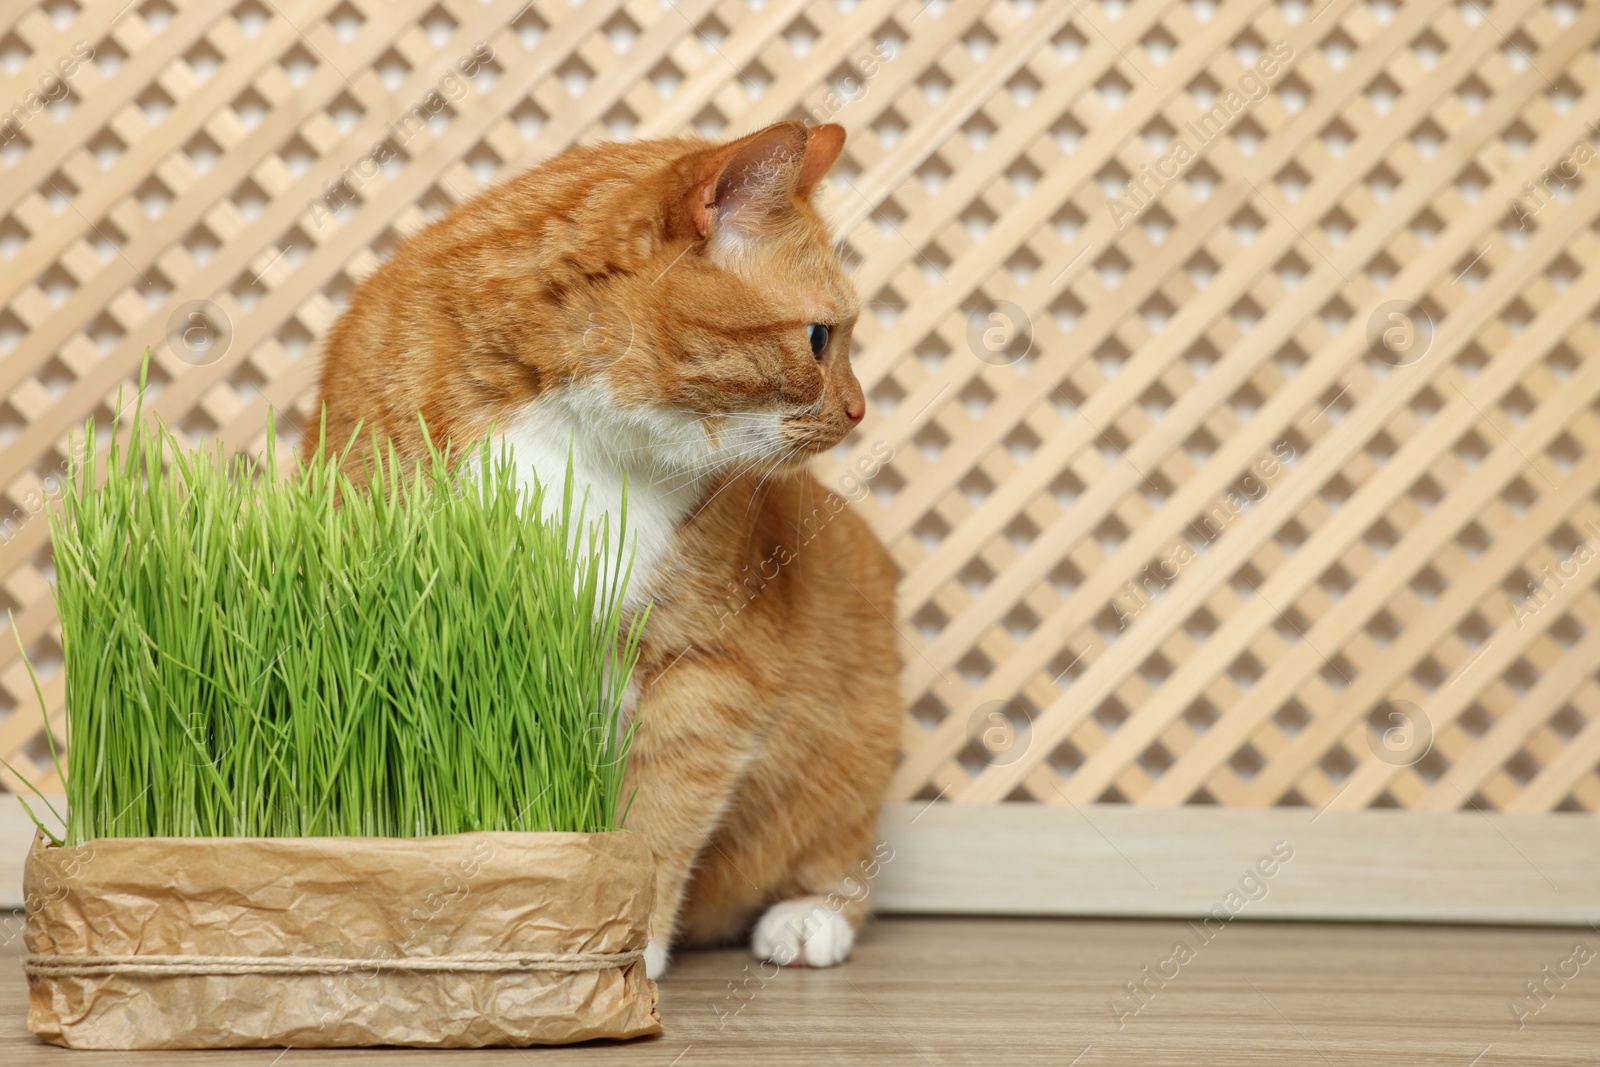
[796,124,846,199]
[689,122,808,240]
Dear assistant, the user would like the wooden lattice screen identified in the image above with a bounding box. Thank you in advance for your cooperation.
[2,0,1598,818]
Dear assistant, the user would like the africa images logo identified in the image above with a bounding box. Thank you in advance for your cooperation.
[1105,41,1295,230]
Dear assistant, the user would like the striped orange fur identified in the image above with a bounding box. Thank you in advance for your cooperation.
[307,121,901,975]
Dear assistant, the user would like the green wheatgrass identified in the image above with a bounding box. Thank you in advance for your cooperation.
[9,359,644,846]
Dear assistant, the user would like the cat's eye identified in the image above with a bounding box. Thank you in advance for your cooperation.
[807,323,830,358]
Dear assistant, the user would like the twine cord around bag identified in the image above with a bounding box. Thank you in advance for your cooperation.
[24,948,645,977]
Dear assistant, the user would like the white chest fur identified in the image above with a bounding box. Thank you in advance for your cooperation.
[497,384,712,608]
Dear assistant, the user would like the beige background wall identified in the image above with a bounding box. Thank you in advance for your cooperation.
[1,0,1598,831]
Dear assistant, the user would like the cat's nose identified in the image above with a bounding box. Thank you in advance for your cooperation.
[845,400,865,425]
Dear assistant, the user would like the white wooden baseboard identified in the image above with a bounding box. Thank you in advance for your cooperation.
[5,797,1597,924]
[1,796,58,910]
[872,801,1600,925]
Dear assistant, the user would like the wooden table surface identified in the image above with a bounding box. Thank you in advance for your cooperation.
[3,914,1596,1065]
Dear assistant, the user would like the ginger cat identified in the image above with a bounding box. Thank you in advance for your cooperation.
[306,121,901,977]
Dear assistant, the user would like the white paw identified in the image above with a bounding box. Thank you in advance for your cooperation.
[752,899,855,968]
[644,938,669,981]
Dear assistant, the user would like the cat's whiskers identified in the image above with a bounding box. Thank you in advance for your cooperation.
[669,410,803,500]
[651,445,763,488]
[605,426,771,462]
[684,442,791,523]
[743,444,799,522]
[700,422,782,439]
[656,440,766,495]
[681,437,785,488]
[691,417,785,449]
[574,403,783,492]
[796,380,828,419]
[687,410,778,422]
[687,412,800,474]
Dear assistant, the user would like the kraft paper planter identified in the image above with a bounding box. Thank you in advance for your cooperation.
[23,830,661,1049]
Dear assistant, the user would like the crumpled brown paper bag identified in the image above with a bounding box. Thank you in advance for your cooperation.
[23,830,661,1049]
